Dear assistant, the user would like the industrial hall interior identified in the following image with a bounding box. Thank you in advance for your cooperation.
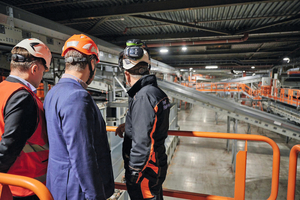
[1,0,300,200]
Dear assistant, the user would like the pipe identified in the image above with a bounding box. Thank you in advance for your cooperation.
[0,173,54,200]
[147,33,249,48]
[0,45,13,51]
[113,75,127,93]
[287,144,300,200]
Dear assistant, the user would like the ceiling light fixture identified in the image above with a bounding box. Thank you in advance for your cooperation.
[182,46,187,51]
[283,57,290,63]
[205,66,218,69]
[160,48,168,53]
[107,18,125,22]
[251,66,255,69]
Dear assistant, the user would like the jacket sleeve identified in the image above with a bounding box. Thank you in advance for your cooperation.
[60,91,106,200]
[129,95,156,171]
[0,90,37,172]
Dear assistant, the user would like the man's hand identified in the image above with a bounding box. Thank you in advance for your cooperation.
[115,123,125,138]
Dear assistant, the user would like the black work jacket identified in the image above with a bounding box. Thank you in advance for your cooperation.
[0,77,37,172]
[123,75,170,176]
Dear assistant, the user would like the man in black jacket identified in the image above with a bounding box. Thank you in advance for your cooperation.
[116,40,170,200]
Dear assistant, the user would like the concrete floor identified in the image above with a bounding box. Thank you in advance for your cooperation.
[163,104,300,200]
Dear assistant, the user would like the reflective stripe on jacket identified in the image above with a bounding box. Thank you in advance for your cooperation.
[124,75,170,198]
[0,80,49,197]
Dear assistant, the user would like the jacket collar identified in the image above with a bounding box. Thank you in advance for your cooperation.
[6,76,37,93]
[127,75,157,97]
[61,73,88,89]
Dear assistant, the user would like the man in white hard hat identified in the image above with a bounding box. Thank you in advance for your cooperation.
[0,38,52,199]
[116,39,170,200]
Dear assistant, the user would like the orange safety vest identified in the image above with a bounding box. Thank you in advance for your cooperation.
[0,80,49,197]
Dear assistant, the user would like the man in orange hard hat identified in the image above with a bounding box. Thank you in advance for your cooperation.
[44,34,114,200]
[0,38,51,199]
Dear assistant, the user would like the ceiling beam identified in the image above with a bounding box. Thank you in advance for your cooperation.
[131,15,230,35]
[194,14,297,24]
[149,41,300,50]
[99,32,221,42]
[151,50,290,56]
[166,59,278,66]
[100,28,300,44]
[236,14,300,34]
[85,17,109,34]
[36,0,290,22]
[174,65,273,69]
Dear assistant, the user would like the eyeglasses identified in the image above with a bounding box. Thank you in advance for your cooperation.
[40,59,49,72]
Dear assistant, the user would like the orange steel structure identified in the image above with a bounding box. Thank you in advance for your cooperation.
[0,173,53,200]
[107,126,280,200]
[287,144,300,200]
[180,80,300,108]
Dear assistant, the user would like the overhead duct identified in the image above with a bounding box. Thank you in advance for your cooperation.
[147,33,249,47]
[0,45,13,52]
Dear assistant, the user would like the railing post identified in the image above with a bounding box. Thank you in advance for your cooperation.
[247,123,251,134]
[231,119,238,172]
[226,116,231,152]
[234,141,247,200]
[287,145,300,200]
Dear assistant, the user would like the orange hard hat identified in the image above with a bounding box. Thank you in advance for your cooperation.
[61,34,100,62]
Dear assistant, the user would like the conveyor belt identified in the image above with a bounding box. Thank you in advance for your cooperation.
[220,75,262,84]
[157,80,300,140]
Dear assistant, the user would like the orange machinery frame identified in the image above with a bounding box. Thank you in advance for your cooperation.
[181,81,300,108]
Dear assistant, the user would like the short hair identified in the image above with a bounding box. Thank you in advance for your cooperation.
[64,49,87,71]
[126,62,150,76]
[10,47,43,72]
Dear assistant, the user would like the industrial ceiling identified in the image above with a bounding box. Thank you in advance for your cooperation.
[1,0,300,77]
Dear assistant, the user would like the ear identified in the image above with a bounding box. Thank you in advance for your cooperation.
[124,71,131,83]
[30,63,38,75]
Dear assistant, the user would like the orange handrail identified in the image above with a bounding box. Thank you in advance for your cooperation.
[0,173,53,200]
[114,182,234,200]
[107,126,280,200]
[287,144,300,200]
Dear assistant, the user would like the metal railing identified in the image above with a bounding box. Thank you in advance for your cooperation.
[1,127,294,200]
[107,126,280,200]
[287,144,300,200]
[0,173,53,200]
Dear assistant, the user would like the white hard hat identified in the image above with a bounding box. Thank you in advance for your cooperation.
[122,48,151,70]
[14,38,52,69]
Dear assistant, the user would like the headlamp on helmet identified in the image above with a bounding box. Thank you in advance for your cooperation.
[118,39,151,71]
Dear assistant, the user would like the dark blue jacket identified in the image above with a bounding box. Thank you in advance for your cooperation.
[44,78,114,200]
[124,75,170,183]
